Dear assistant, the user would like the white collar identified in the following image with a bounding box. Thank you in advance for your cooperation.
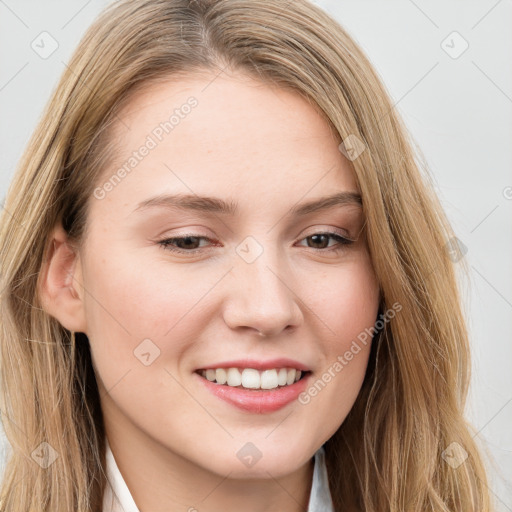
[103,437,334,511]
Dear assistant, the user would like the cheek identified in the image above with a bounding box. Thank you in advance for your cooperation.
[297,255,379,414]
[308,254,380,348]
[81,243,213,378]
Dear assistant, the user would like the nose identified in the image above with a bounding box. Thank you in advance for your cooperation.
[222,253,303,338]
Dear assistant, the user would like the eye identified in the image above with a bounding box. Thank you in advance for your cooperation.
[157,234,212,254]
[296,232,354,253]
[156,231,355,255]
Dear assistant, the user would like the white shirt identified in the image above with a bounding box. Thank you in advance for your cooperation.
[103,437,335,512]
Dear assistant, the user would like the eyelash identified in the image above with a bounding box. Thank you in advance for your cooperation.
[157,231,355,255]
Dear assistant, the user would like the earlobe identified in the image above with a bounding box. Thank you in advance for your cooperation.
[38,223,87,333]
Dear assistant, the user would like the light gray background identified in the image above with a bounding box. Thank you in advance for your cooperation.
[1,0,511,509]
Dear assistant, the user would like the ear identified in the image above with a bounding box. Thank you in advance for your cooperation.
[38,222,87,333]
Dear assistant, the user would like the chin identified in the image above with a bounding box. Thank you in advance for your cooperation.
[205,448,308,480]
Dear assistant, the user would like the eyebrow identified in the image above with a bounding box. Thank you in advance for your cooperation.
[133,191,362,217]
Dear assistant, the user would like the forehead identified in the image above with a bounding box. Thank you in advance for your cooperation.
[92,71,359,219]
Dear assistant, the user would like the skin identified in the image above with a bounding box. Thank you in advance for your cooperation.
[40,70,380,512]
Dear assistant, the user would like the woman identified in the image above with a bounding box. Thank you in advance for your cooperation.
[0,0,493,510]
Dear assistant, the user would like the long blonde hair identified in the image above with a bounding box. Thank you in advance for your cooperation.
[0,0,493,510]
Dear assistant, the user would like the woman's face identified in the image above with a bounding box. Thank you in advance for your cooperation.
[73,71,380,478]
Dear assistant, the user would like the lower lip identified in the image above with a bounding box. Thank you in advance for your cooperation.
[194,371,311,413]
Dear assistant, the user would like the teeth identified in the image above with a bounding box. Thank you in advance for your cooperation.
[242,368,261,389]
[227,367,242,387]
[215,368,227,384]
[277,368,288,386]
[199,367,306,390]
[261,369,278,389]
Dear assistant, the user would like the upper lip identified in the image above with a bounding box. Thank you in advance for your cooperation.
[195,358,311,372]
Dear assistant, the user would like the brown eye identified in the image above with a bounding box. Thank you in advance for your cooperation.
[158,235,212,254]
[297,232,354,252]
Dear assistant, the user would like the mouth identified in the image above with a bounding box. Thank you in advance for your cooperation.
[194,367,311,391]
[194,367,313,413]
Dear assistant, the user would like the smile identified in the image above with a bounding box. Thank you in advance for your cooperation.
[194,368,312,414]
